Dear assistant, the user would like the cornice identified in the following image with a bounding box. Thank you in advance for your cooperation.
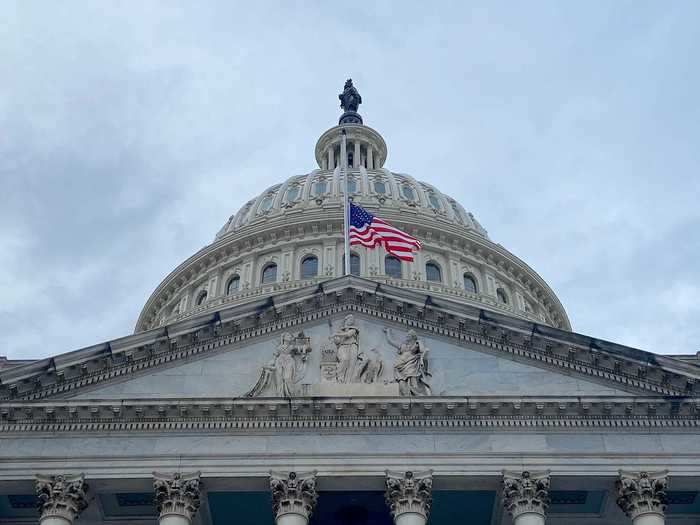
[0,396,698,434]
[1,278,698,402]
[135,203,570,332]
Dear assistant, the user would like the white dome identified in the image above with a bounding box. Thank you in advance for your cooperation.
[136,108,570,333]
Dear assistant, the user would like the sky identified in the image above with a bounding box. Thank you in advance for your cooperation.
[1,1,699,360]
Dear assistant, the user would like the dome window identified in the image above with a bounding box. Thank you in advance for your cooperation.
[463,274,477,293]
[301,256,318,279]
[285,186,300,202]
[313,180,327,196]
[425,262,442,282]
[374,180,387,194]
[259,195,274,212]
[428,193,441,210]
[196,291,208,306]
[346,178,357,194]
[402,185,416,201]
[226,275,240,295]
[342,253,361,276]
[385,255,402,279]
[261,263,277,284]
[497,288,509,305]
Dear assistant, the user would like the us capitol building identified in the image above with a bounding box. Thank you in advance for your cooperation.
[1,81,699,525]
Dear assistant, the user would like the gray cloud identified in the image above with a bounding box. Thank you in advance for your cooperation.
[1,1,699,359]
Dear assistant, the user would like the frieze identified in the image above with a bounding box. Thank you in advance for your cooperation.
[1,287,695,401]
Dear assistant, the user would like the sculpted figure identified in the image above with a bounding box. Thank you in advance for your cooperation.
[246,331,311,397]
[339,78,362,113]
[356,348,384,384]
[333,314,360,383]
[383,327,432,396]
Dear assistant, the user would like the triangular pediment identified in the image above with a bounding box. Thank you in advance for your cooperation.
[1,276,697,402]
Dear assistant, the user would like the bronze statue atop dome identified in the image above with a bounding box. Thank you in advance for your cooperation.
[338,78,363,125]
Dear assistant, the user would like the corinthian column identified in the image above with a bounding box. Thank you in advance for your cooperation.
[270,471,318,525]
[385,470,433,525]
[153,472,202,525]
[35,474,89,525]
[502,471,550,525]
[617,471,668,525]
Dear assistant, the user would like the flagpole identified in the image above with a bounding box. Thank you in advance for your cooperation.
[341,129,350,276]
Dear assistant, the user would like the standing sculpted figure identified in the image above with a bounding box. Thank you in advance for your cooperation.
[333,314,361,383]
[383,327,432,396]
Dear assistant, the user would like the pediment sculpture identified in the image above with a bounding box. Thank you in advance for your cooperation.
[245,331,312,397]
[383,327,432,396]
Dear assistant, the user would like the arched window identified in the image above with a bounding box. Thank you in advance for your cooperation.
[385,255,402,278]
[346,178,357,194]
[425,262,442,282]
[374,180,386,194]
[261,263,277,284]
[497,288,509,304]
[285,185,300,202]
[196,291,208,306]
[259,195,274,212]
[301,255,318,279]
[428,193,441,210]
[342,253,361,276]
[402,185,416,201]
[463,274,477,293]
[313,180,327,196]
[226,275,240,295]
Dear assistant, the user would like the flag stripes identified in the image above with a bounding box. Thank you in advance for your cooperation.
[348,203,421,262]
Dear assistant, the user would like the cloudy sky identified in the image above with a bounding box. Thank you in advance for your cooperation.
[2,2,699,360]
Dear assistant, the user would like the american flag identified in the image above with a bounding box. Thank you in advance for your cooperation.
[348,203,421,261]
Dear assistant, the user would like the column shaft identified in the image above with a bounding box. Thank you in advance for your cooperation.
[354,141,361,168]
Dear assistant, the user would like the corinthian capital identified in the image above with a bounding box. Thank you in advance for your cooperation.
[385,470,433,521]
[35,473,89,523]
[502,470,550,519]
[617,470,669,520]
[153,471,202,522]
[269,471,318,521]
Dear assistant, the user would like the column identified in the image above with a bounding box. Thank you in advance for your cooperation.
[153,471,202,525]
[327,147,334,170]
[367,146,374,170]
[502,471,550,525]
[35,474,89,525]
[617,471,668,525]
[354,141,361,168]
[385,470,433,525]
[270,471,318,525]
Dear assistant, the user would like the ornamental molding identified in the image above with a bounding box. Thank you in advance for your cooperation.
[502,470,550,519]
[385,470,433,521]
[616,470,669,519]
[153,471,202,522]
[270,471,318,521]
[35,473,89,523]
[2,397,698,435]
[1,278,697,401]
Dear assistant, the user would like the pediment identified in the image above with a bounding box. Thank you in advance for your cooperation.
[2,276,697,402]
[68,314,637,400]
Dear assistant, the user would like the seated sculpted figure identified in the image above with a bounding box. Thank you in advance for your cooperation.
[246,331,311,397]
[383,327,432,396]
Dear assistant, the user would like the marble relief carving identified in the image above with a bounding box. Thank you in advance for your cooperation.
[245,331,312,397]
[246,319,434,397]
[384,327,432,396]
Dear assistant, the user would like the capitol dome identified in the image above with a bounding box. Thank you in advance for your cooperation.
[135,83,570,333]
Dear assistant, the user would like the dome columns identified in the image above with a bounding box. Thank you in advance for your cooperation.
[315,124,387,170]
